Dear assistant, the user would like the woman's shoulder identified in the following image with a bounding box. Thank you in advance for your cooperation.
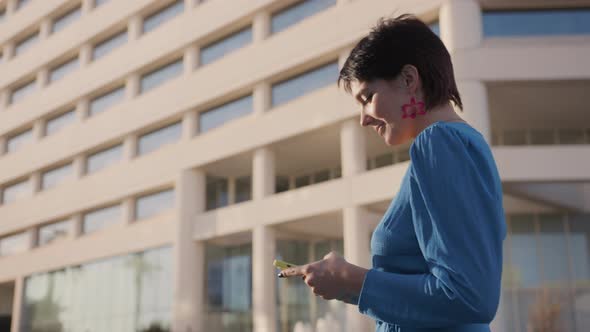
[409,120,486,159]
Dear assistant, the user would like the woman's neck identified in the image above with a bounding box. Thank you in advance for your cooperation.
[411,102,466,138]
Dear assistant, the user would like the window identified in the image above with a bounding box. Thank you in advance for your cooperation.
[235,176,251,203]
[503,130,527,146]
[140,58,183,93]
[89,86,125,116]
[275,176,290,193]
[313,169,330,183]
[46,109,76,136]
[483,9,590,37]
[0,232,29,256]
[15,30,40,56]
[206,176,228,210]
[6,128,33,153]
[52,6,81,33]
[38,219,70,246]
[271,62,338,107]
[49,56,79,83]
[558,128,586,144]
[375,153,394,168]
[138,122,182,155]
[135,189,175,220]
[16,0,32,10]
[429,22,440,36]
[2,179,32,204]
[83,204,121,234]
[271,0,336,34]
[200,27,252,66]
[20,247,173,332]
[94,0,109,7]
[530,129,555,145]
[41,163,73,190]
[142,0,184,34]
[295,175,310,188]
[200,95,253,133]
[10,79,36,104]
[92,29,127,60]
[87,144,123,174]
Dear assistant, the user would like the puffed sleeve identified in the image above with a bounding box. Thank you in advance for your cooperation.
[357,125,507,327]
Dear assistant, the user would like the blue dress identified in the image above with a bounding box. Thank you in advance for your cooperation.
[357,121,507,332]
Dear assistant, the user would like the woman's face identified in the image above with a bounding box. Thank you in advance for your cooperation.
[350,76,422,146]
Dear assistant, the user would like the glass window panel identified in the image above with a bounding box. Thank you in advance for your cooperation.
[538,214,569,283]
[140,59,183,93]
[15,30,39,56]
[17,0,31,10]
[235,176,251,203]
[509,214,541,288]
[200,95,253,133]
[313,169,330,183]
[6,128,33,153]
[87,144,123,174]
[94,0,109,7]
[136,189,175,220]
[83,204,121,234]
[483,9,590,37]
[569,213,590,330]
[429,22,440,36]
[39,219,71,246]
[2,179,31,204]
[89,86,125,116]
[52,6,81,33]
[92,29,127,60]
[46,109,76,136]
[271,0,336,34]
[41,163,73,190]
[10,79,36,104]
[530,129,555,145]
[138,122,182,155]
[200,27,252,66]
[205,243,253,332]
[558,129,586,145]
[503,130,527,146]
[275,176,290,193]
[49,56,79,83]
[295,175,310,188]
[0,232,29,256]
[206,176,228,210]
[142,0,184,34]
[375,153,394,168]
[271,62,338,107]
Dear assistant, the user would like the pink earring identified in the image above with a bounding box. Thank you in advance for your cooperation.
[401,97,426,119]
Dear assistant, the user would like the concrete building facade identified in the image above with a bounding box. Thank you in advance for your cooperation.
[0,0,589,331]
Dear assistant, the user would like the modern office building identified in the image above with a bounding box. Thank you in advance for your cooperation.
[0,0,589,331]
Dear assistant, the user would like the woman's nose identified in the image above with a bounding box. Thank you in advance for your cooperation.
[360,112,374,127]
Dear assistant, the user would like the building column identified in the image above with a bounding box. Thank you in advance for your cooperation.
[184,0,196,11]
[81,0,94,13]
[2,43,15,62]
[227,176,236,205]
[10,276,24,332]
[456,81,490,141]
[40,18,52,39]
[339,119,372,331]
[440,0,490,142]
[172,169,206,332]
[340,119,366,177]
[251,147,276,332]
[122,197,135,224]
[184,45,199,75]
[126,73,141,99]
[253,147,275,200]
[32,119,45,141]
[30,172,42,193]
[253,225,277,332]
[73,155,86,178]
[123,135,138,160]
[253,11,270,43]
[37,68,49,89]
[182,111,198,140]
[76,98,90,120]
[0,137,6,156]
[6,0,17,15]
[79,43,93,67]
[128,15,143,41]
[253,82,271,115]
[70,213,84,239]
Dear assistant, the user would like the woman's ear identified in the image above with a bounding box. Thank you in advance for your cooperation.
[401,64,420,93]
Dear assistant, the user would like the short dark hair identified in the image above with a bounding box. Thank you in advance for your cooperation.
[338,14,463,111]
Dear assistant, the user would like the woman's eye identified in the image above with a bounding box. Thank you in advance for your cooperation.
[363,93,374,105]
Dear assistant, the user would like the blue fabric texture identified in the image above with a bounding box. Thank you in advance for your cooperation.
[357,121,507,332]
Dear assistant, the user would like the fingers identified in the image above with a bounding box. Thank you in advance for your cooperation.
[278,264,305,278]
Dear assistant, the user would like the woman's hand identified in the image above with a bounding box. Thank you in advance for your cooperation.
[279,251,368,304]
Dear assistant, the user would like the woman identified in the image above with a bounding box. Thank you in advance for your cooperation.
[279,14,506,332]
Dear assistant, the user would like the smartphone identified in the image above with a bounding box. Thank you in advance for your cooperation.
[273,259,296,270]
